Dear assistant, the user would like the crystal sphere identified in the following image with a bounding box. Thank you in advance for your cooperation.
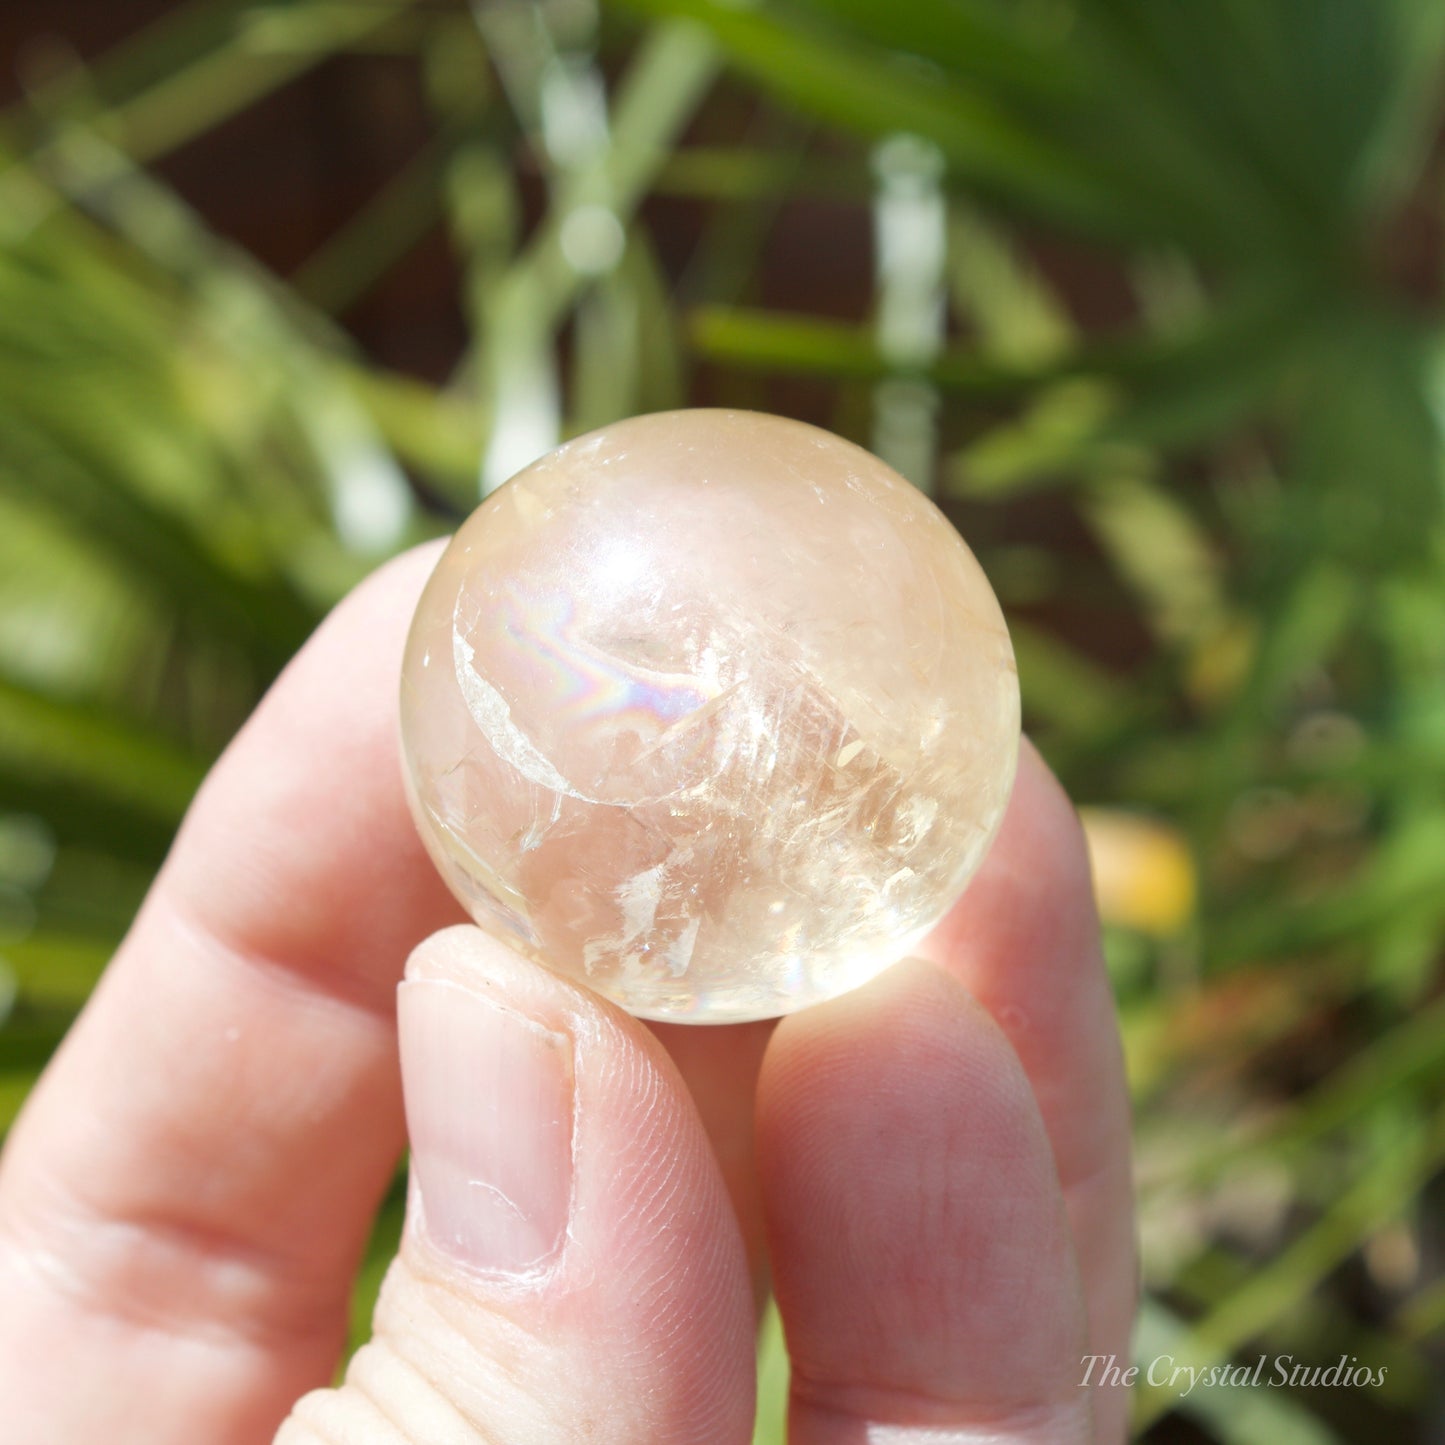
[400,410,1019,1023]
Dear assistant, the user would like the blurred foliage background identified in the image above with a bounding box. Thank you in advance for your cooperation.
[3,0,1445,1440]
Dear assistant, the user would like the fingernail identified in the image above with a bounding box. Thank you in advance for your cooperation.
[398,977,574,1277]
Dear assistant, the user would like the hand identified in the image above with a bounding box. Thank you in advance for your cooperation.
[0,544,1136,1444]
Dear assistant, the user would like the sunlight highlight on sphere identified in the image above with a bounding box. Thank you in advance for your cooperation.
[400,410,1020,1023]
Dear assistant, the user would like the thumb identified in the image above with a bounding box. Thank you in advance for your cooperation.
[275,925,756,1445]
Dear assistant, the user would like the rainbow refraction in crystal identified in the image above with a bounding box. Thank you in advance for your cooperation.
[400,410,1020,1023]
[478,587,714,743]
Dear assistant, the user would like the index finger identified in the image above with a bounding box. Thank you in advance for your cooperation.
[0,543,465,1444]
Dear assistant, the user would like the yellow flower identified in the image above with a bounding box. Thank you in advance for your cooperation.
[1078,808,1196,936]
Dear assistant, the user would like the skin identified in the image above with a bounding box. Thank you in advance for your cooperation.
[0,543,1136,1444]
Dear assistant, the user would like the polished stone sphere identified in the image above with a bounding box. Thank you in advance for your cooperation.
[400,410,1019,1022]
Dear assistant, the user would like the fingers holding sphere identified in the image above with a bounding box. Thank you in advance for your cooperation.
[758,958,1094,1444]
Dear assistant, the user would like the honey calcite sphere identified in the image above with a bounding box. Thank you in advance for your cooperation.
[400,410,1019,1023]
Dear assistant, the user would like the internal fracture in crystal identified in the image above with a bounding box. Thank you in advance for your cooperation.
[400,409,1020,1023]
